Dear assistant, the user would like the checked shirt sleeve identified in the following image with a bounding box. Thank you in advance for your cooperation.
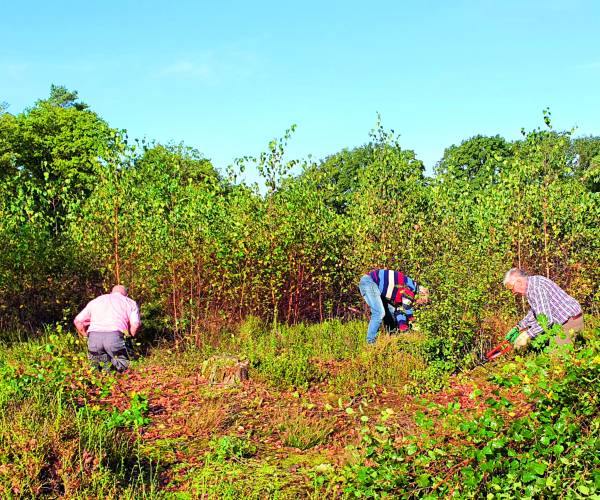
[520,280,556,338]
[518,310,538,334]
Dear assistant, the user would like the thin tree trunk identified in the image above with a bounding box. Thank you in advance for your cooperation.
[271,278,278,328]
[542,157,550,278]
[294,264,303,324]
[543,199,550,278]
[113,201,120,284]
[171,264,179,349]
[239,264,247,322]
[318,278,323,323]
[286,256,294,323]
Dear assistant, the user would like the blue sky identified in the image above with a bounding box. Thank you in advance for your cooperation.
[2,0,599,181]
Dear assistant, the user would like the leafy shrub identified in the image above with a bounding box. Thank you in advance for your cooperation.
[317,328,600,498]
[105,392,151,429]
[406,360,453,394]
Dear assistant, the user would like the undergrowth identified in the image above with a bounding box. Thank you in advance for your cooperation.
[1,319,598,498]
[314,324,600,498]
[0,329,157,497]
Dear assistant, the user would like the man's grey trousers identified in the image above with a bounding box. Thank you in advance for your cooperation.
[87,331,129,372]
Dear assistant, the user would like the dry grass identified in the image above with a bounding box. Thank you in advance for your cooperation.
[274,408,337,450]
[185,398,228,435]
[330,335,427,392]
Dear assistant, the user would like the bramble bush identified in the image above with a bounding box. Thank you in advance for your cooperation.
[315,326,600,498]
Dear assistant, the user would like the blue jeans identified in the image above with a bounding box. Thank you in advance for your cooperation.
[358,275,385,343]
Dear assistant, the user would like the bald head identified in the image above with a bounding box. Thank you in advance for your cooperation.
[111,284,128,296]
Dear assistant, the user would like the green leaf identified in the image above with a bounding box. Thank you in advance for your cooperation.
[416,474,431,487]
[406,443,418,455]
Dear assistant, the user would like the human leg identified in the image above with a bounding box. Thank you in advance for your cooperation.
[103,332,130,372]
[382,303,397,333]
[358,275,385,343]
[556,314,584,346]
[87,332,110,371]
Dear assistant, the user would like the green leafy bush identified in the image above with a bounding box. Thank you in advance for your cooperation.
[105,392,151,429]
[320,328,600,498]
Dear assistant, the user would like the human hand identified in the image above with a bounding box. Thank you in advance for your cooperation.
[505,326,520,343]
[514,331,531,349]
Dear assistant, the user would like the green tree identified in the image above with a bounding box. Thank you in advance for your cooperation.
[303,145,375,213]
[0,86,118,333]
[435,134,512,186]
[572,135,600,192]
[2,85,119,231]
[45,84,89,110]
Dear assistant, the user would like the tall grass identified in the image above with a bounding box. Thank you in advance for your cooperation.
[211,317,430,392]
[0,331,158,497]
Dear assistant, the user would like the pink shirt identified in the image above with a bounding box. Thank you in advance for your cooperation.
[75,292,140,333]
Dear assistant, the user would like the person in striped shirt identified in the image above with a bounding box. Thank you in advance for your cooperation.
[503,268,584,350]
[358,269,430,344]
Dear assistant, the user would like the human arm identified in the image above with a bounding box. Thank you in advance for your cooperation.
[518,282,556,338]
[129,322,140,337]
[517,310,543,338]
[73,306,91,338]
[128,302,141,337]
[73,319,88,337]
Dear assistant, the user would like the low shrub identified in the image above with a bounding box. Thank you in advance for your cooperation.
[316,326,600,498]
[0,329,158,497]
[207,435,257,462]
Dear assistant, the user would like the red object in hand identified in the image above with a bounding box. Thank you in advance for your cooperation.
[484,340,512,363]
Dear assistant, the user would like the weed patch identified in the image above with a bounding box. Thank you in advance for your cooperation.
[276,410,337,450]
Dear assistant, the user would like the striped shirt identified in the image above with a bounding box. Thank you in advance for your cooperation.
[369,269,419,331]
[518,275,582,338]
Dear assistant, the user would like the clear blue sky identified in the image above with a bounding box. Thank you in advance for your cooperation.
[2,0,599,181]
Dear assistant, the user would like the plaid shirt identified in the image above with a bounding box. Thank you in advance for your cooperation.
[518,276,582,338]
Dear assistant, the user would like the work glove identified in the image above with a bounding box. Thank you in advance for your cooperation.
[505,326,520,344]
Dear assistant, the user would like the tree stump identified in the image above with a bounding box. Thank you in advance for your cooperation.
[201,355,249,386]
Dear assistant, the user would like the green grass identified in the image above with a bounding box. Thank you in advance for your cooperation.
[1,319,598,498]
[221,317,431,392]
[0,332,159,498]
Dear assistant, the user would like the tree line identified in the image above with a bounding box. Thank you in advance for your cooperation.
[1,86,599,362]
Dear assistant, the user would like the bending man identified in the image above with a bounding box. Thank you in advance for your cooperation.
[74,285,141,372]
[358,269,429,344]
[503,269,583,349]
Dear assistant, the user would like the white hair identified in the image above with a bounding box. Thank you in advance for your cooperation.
[503,268,527,286]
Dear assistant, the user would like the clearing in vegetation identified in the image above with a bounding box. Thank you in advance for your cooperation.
[1,318,598,498]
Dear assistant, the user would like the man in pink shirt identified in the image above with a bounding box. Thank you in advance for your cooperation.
[74,285,141,372]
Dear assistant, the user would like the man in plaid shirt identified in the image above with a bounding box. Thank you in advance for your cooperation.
[503,268,584,349]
